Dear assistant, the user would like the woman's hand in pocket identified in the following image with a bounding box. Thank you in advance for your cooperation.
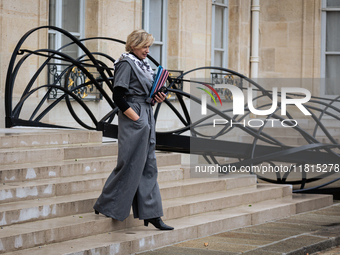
[123,107,140,121]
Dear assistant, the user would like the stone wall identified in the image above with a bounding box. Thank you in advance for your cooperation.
[259,0,321,81]
[0,0,48,128]
[228,0,251,77]
[257,0,322,118]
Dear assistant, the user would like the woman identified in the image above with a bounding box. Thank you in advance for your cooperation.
[93,29,173,231]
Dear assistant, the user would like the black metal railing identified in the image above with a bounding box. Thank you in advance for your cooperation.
[5,26,340,192]
[47,63,103,100]
[210,72,243,101]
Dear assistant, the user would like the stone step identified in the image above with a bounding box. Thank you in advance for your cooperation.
[0,157,117,184]
[0,193,332,254]
[157,164,191,183]
[0,142,114,166]
[0,152,182,183]
[64,142,119,160]
[0,143,181,167]
[0,160,64,183]
[260,127,340,137]
[0,128,102,149]
[0,162,190,205]
[307,118,339,128]
[162,184,292,219]
[249,118,311,128]
[250,118,339,129]
[0,147,65,166]
[218,159,340,190]
[0,175,256,226]
[0,184,289,253]
[240,135,340,146]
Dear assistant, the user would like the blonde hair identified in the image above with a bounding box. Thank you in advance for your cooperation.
[125,29,154,52]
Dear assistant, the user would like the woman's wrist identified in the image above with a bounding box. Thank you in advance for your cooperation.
[123,107,139,121]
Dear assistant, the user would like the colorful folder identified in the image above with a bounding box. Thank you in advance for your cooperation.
[149,65,169,103]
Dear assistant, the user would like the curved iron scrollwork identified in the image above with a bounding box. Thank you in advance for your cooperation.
[210,72,243,101]
[47,63,103,100]
[5,26,340,192]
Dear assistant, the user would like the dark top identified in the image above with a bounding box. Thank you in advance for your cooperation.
[113,86,130,112]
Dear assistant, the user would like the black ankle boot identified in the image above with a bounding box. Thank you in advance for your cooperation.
[144,217,174,230]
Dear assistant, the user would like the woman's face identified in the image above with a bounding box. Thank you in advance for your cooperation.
[132,45,150,60]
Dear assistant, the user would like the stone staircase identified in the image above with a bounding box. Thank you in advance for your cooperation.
[238,118,340,189]
[0,128,333,254]
[240,118,340,146]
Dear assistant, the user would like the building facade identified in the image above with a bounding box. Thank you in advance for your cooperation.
[0,0,338,129]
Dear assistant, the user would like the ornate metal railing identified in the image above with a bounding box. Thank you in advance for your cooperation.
[47,63,103,100]
[5,26,340,192]
[210,72,243,101]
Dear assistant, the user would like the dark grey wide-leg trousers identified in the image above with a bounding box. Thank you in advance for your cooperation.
[93,99,163,221]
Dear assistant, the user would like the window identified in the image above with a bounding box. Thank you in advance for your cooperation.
[48,0,99,100]
[321,0,340,95]
[143,0,168,68]
[211,0,229,68]
[48,0,85,62]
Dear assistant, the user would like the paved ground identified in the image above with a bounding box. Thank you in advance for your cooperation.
[313,246,340,255]
[138,201,340,255]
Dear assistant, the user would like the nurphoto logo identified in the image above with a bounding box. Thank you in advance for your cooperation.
[199,84,312,128]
